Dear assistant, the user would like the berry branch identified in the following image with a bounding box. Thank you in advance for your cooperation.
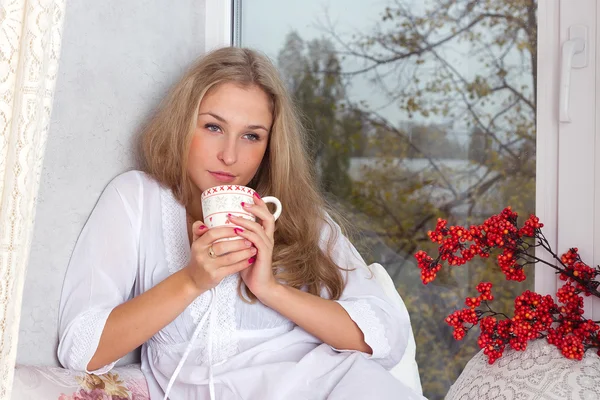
[415,207,600,363]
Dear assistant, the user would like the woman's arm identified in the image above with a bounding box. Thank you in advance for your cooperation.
[58,172,145,373]
[258,284,372,353]
[86,268,201,370]
[308,218,412,368]
[59,172,253,373]
[86,222,254,371]
[232,199,410,366]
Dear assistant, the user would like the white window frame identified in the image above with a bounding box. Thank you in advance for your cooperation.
[536,0,560,299]
[206,0,599,319]
[538,0,599,319]
[204,0,233,51]
[552,0,598,319]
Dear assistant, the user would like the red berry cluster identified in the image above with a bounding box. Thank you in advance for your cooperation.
[554,334,585,360]
[415,207,539,286]
[497,248,526,282]
[417,207,600,363]
[477,282,493,300]
[512,291,556,342]
[518,215,543,237]
[559,248,599,296]
[445,308,478,340]
[478,316,511,364]
[414,250,441,284]
[465,282,494,308]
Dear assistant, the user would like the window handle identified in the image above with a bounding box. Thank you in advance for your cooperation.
[560,25,588,123]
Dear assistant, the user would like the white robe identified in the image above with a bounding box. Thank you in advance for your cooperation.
[57,171,426,399]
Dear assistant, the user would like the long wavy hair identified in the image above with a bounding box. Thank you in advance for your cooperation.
[139,47,347,300]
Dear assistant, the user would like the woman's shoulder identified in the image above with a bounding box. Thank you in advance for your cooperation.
[318,211,343,244]
[101,170,167,208]
[107,170,160,192]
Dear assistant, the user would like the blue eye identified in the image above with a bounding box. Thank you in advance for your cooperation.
[244,133,261,141]
[205,123,221,132]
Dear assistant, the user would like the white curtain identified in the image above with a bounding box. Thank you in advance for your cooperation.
[0,0,66,398]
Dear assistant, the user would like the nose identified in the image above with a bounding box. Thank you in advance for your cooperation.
[217,137,237,166]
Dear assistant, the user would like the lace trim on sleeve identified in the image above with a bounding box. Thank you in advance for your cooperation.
[69,308,116,373]
[337,299,392,359]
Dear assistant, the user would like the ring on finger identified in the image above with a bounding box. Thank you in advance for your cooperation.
[208,245,217,258]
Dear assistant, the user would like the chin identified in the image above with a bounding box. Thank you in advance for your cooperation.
[188,178,212,194]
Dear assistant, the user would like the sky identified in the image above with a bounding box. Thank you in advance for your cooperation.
[240,0,409,123]
[238,0,535,145]
[240,0,390,56]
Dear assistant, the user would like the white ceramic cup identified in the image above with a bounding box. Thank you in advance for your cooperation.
[201,185,282,239]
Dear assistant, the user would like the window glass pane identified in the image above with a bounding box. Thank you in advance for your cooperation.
[239,1,537,398]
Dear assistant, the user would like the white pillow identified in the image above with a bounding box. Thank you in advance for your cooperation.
[369,263,423,396]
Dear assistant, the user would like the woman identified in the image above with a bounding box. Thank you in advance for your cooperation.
[57,47,424,400]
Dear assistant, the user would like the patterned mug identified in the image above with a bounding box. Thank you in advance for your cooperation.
[201,185,282,239]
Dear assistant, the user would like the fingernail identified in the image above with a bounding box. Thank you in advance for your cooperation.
[253,192,261,199]
[248,257,256,264]
[199,225,207,230]
[227,213,232,217]
[234,228,244,234]
[244,240,252,246]
[251,247,257,254]
[241,202,251,207]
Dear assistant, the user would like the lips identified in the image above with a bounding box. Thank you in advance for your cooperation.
[209,171,236,183]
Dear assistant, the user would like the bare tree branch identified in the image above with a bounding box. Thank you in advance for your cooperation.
[367,112,460,198]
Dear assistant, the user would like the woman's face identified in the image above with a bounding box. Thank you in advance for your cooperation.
[187,82,273,194]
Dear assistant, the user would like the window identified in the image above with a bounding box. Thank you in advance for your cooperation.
[199,0,600,398]
[233,2,539,397]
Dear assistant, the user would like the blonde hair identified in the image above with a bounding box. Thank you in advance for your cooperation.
[140,47,346,300]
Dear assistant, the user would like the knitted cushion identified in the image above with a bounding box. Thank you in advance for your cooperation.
[446,339,600,400]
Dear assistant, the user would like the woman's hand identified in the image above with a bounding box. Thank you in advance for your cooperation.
[228,194,279,300]
[184,221,257,294]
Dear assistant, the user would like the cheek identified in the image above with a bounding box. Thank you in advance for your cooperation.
[187,135,209,173]
[189,134,203,154]
[247,146,267,169]
[188,134,216,162]
[237,148,266,178]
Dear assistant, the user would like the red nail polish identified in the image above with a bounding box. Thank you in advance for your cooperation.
[253,192,261,199]
[228,213,232,217]
[248,257,256,264]
[199,225,207,230]
[234,228,244,234]
[241,202,245,207]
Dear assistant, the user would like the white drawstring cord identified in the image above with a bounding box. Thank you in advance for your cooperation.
[208,287,217,399]
[163,287,217,400]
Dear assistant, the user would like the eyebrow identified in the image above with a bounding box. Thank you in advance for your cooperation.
[199,112,270,132]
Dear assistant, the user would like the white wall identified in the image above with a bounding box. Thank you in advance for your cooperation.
[17,0,206,366]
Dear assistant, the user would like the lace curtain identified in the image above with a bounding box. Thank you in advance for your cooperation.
[0,0,66,398]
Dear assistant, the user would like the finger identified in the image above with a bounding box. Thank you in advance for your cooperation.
[211,238,254,257]
[218,258,253,278]
[216,246,257,267]
[228,215,272,245]
[241,201,276,238]
[196,226,239,246]
[227,214,262,232]
[233,229,270,256]
[192,221,208,242]
[191,227,239,257]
